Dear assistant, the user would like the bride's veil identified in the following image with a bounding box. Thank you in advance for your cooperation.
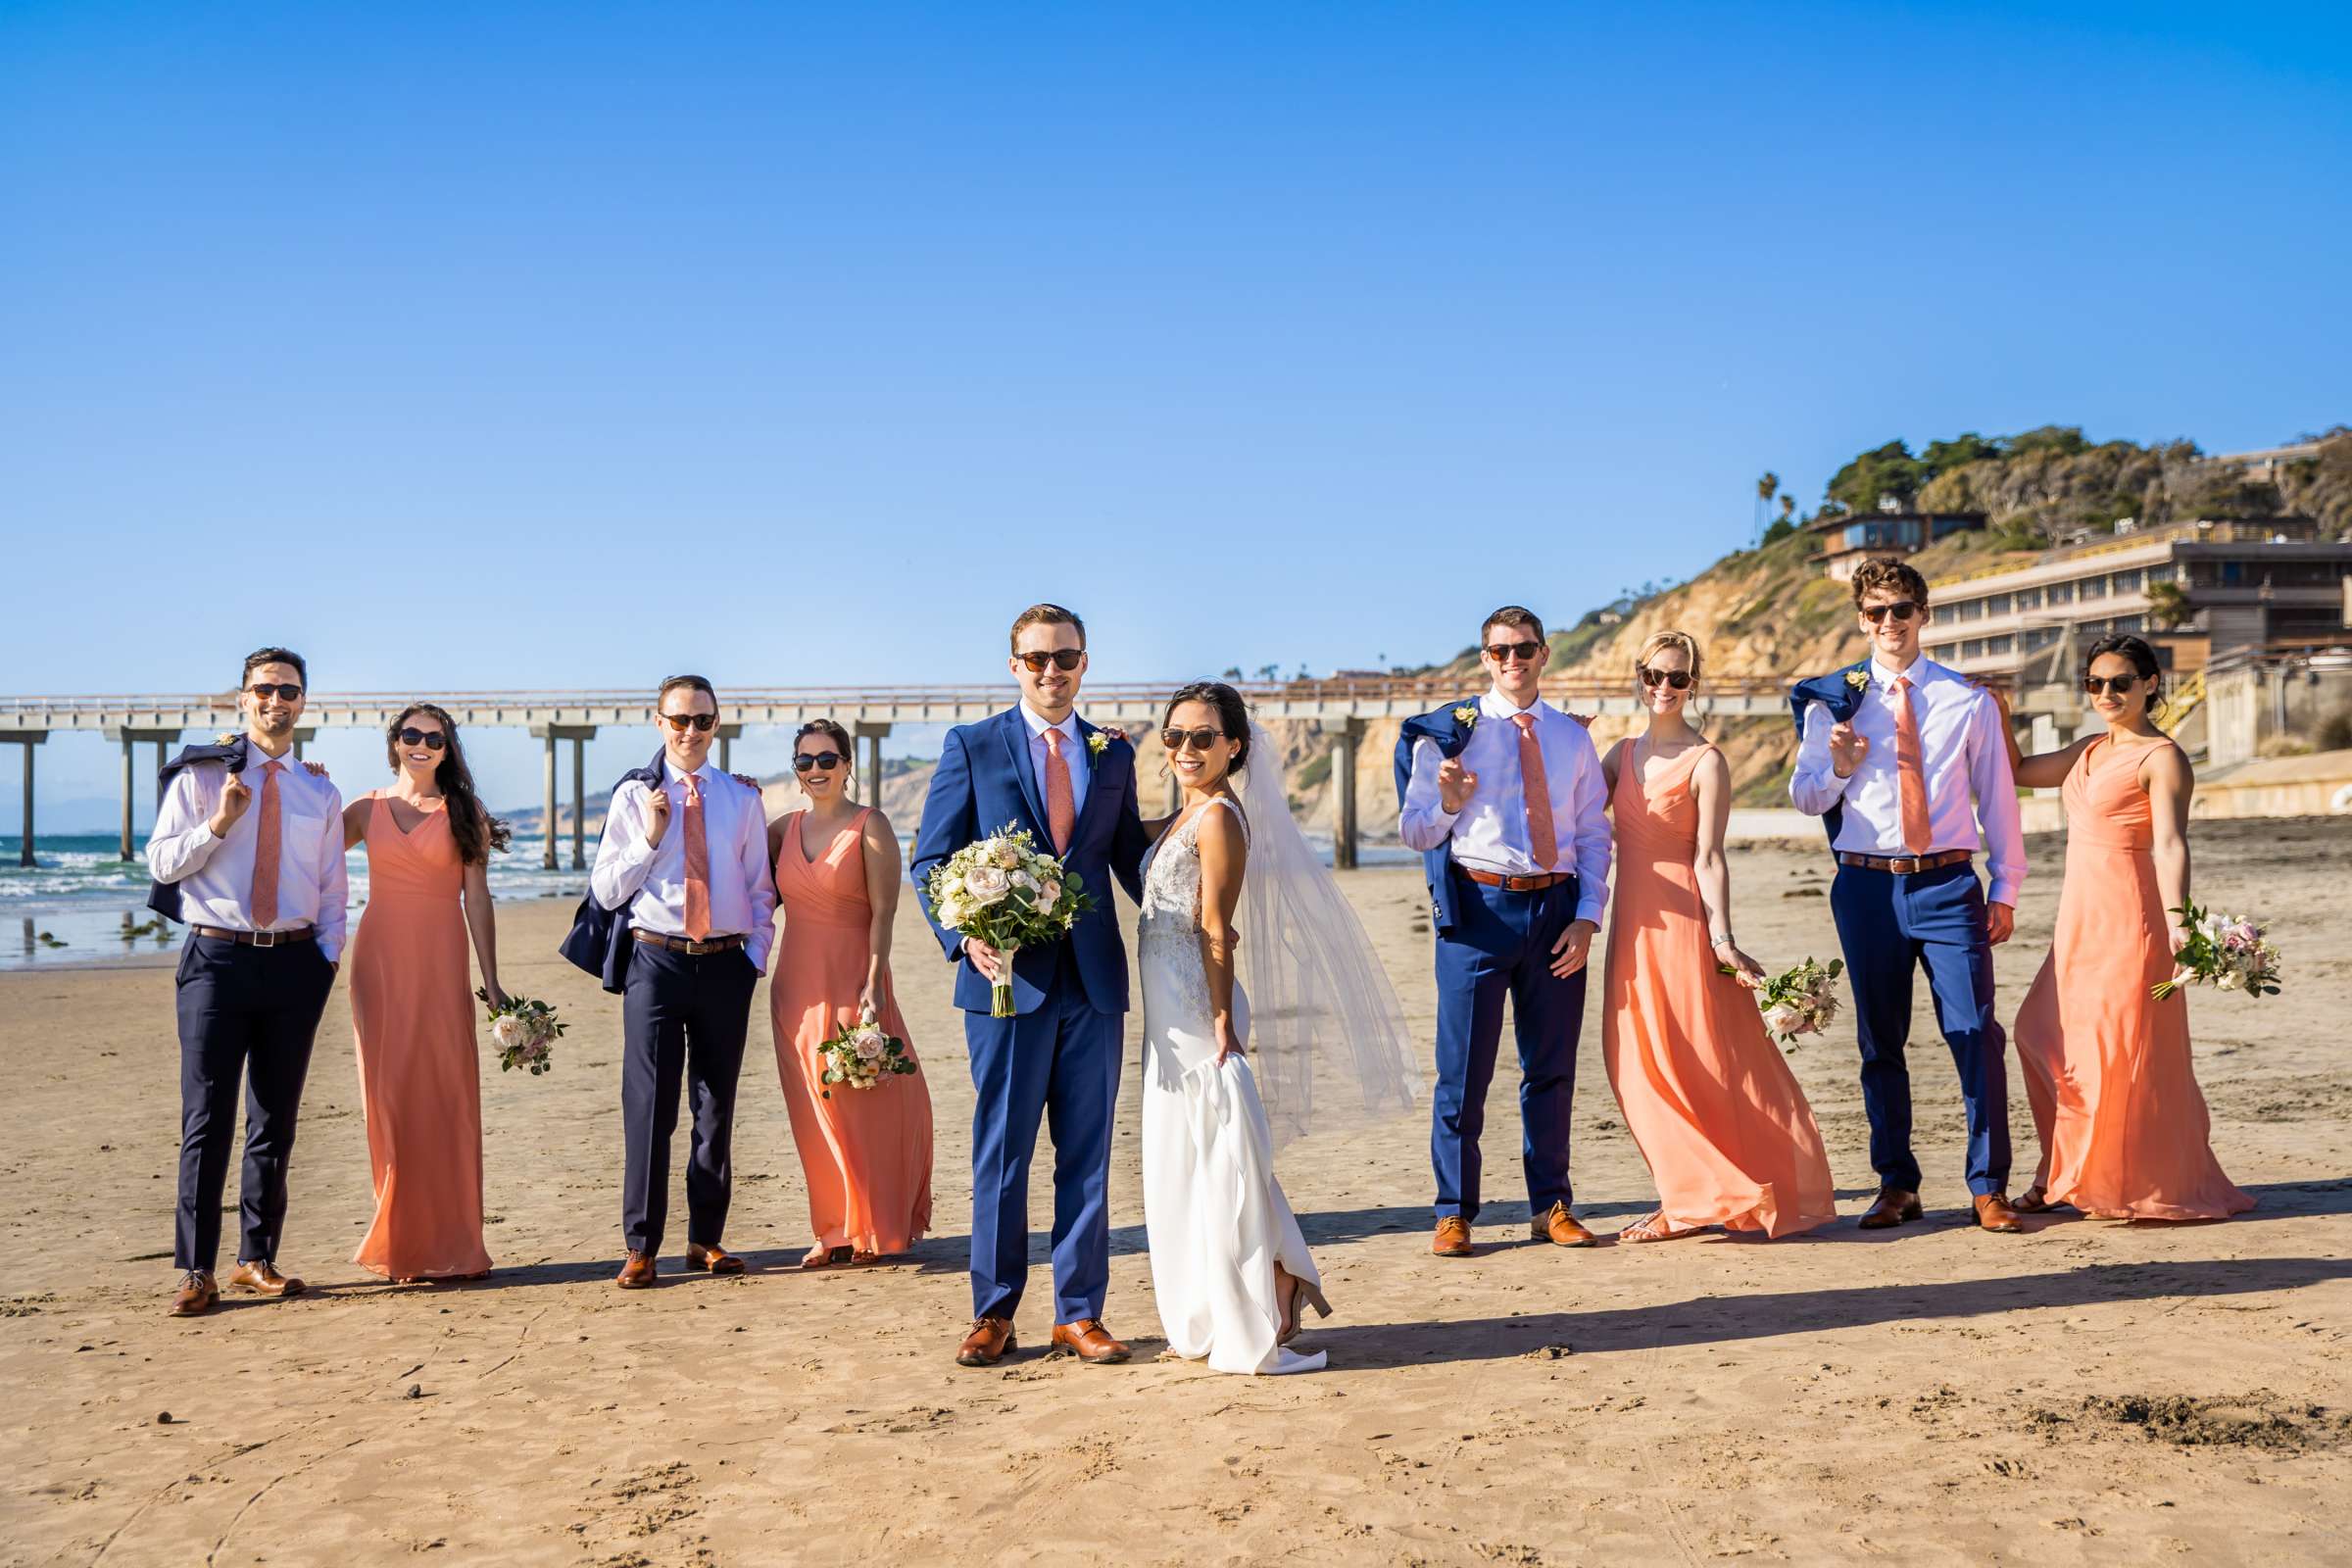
[1232,718,1419,1147]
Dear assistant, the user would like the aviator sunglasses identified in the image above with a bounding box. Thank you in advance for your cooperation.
[660,711,719,732]
[1638,666,1692,691]
[1484,640,1544,662]
[1161,726,1227,753]
[1017,649,1085,673]
[396,727,447,751]
[793,751,845,772]
[1860,600,1921,623]
[247,683,305,702]
[2083,673,2146,697]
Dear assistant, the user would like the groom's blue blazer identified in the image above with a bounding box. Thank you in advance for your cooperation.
[1788,659,1871,848]
[911,708,1149,1016]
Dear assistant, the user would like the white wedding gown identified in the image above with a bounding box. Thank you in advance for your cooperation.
[1139,797,1329,1375]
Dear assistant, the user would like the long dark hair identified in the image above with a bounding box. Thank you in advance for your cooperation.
[2083,633,2167,717]
[1162,680,1252,773]
[386,703,510,864]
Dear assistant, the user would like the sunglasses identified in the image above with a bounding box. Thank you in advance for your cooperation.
[1161,726,1227,753]
[1638,666,1692,691]
[396,728,448,751]
[793,751,844,772]
[660,711,718,732]
[1016,649,1085,673]
[1860,601,1921,624]
[2083,674,2146,697]
[247,683,304,702]
[1484,641,1544,663]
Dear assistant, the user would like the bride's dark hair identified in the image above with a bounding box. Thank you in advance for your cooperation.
[1162,681,1252,772]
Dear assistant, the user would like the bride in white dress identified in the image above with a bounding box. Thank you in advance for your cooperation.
[1139,682,1417,1375]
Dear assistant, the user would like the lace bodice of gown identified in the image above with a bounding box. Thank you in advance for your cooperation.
[1137,797,1250,964]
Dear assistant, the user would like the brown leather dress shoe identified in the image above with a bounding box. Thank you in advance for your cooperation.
[616,1250,658,1290]
[1533,1200,1597,1248]
[1975,1194,2026,1233]
[1050,1319,1132,1364]
[169,1269,217,1318]
[956,1315,1016,1367]
[228,1259,305,1298]
[1857,1189,1924,1230]
[1431,1216,1474,1257]
[686,1243,746,1275]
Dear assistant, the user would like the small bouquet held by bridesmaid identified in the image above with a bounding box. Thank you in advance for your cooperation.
[926,823,1094,1017]
[816,1013,919,1098]
[1724,956,1845,1049]
[476,988,564,1075]
[2153,903,2282,1001]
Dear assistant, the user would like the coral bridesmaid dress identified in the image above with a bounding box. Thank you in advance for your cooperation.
[2012,733,2252,1221]
[770,808,933,1257]
[349,794,493,1279]
[1602,742,1838,1238]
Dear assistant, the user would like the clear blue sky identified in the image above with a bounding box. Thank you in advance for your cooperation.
[4,2,2347,817]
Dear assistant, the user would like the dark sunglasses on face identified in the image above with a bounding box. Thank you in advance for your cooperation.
[1484,641,1544,663]
[247,683,304,702]
[1860,601,1921,624]
[1017,649,1085,673]
[661,711,718,732]
[1161,726,1226,753]
[396,728,447,751]
[1638,666,1692,691]
[2083,674,2144,697]
[793,751,844,772]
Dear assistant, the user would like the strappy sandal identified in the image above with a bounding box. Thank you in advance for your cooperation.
[801,1245,854,1270]
[850,1249,882,1266]
[2011,1187,2053,1214]
[1618,1210,1704,1245]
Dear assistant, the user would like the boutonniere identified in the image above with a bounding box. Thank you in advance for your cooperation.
[1451,704,1480,727]
[1086,730,1112,757]
[1843,669,1870,691]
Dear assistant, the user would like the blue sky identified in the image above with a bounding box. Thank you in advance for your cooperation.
[3,2,2347,816]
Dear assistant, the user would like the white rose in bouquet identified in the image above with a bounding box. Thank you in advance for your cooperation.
[962,864,1011,905]
[1038,879,1062,906]
[1762,1004,1806,1038]
[492,1014,526,1050]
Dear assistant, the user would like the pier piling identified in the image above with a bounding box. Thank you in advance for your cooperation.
[1320,719,1362,870]
[853,722,891,806]
[9,732,43,866]
[529,724,598,869]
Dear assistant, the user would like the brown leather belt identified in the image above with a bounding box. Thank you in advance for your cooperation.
[1461,868,1573,893]
[190,924,315,947]
[632,930,748,956]
[1837,850,1973,875]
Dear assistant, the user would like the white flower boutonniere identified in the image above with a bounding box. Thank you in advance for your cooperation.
[1451,704,1479,727]
[1843,669,1870,691]
[1086,731,1110,758]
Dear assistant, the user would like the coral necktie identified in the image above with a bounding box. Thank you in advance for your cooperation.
[681,773,711,940]
[1511,713,1558,869]
[1044,727,1076,856]
[248,760,284,929]
[1891,676,1934,856]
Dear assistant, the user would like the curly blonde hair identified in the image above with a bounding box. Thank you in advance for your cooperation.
[1634,629,1703,684]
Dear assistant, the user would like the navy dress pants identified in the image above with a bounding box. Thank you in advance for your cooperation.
[620,943,758,1254]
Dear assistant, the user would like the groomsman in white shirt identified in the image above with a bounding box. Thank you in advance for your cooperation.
[590,674,777,1288]
[146,648,347,1318]
[1789,558,2028,1233]
[1397,607,1613,1257]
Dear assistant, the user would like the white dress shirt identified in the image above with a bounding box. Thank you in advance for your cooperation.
[1398,692,1613,925]
[146,751,350,962]
[1019,704,1091,821]
[1789,655,2027,906]
[592,761,778,972]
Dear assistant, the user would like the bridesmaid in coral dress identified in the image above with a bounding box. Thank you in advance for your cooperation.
[766,719,933,1267]
[1600,632,1838,1242]
[339,705,510,1282]
[2006,635,2251,1221]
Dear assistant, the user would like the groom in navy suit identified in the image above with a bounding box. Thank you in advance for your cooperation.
[913,604,1149,1368]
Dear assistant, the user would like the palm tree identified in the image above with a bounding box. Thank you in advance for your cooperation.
[1755,471,1781,547]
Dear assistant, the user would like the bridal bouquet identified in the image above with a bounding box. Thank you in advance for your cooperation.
[1723,956,1844,1049]
[477,988,564,1075]
[926,823,1094,1017]
[816,1014,919,1098]
[2153,904,2282,1001]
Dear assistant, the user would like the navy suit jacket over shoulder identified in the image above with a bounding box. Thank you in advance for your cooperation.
[558,748,668,993]
[1788,660,1870,847]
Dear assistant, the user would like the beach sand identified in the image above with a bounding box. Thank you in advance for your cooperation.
[4,817,2349,1566]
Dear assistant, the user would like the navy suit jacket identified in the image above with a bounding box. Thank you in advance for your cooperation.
[147,736,251,922]
[910,708,1148,1016]
[1788,659,1871,847]
[557,749,669,993]
[1393,702,1483,939]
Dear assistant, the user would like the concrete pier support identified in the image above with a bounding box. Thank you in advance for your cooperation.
[1321,718,1363,870]
[289,728,317,762]
[854,722,891,807]
[103,726,184,860]
[1163,762,1182,816]
[119,734,134,860]
[529,724,599,869]
[715,723,742,777]
[7,732,45,866]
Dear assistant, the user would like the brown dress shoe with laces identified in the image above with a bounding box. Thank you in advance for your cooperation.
[616,1250,658,1290]
[1533,1200,1597,1248]
[1975,1194,2026,1233]
[1857,1188,1924,1229]
[956,1316,1016,1367]
[228,1259,305,1298]
[169,1270,218,1318]
[1050,1319,1132,1364]
[1432,1216,1474,1257]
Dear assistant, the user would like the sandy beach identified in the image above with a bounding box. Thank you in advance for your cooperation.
[3,816,2348,1567]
